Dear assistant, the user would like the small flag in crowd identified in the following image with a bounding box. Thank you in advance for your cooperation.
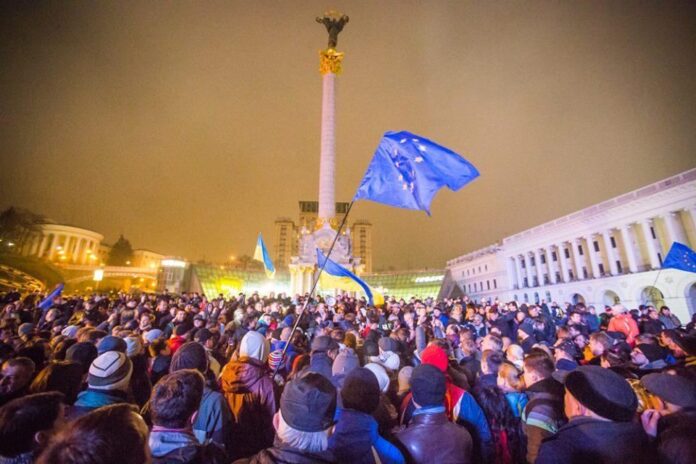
[354,130,480,214]
[38,283,64,311]
[253,234,276,278]
[662,242,696,274]
[316,249,383,306]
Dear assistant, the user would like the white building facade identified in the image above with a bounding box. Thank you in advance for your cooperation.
[447,169,696,322]
[20,223,104,265]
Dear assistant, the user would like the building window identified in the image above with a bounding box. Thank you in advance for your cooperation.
[610,236,617,248]
[523,277,528,287]
[513,294,518,301]
[478,266,481,272]
[583,267,588,278]
[569,270,575,280]
[593,241,600,252]
[578,245,584,255]
[552,251,558,262]
[493,279,497,289]
[544,275,549,284]
[541,254,546,264]
[531,256,536,266]
[524,293,529,303]
[555,271,561,281]
[565,249,570,259]
[487,280,490,290]
[616,261,623,273]
[533,277,538,287]
[650,227,656,239]
[468,284,471,293]
[598,263,605,274]
[658,253,663,265]
[521,260,526,269]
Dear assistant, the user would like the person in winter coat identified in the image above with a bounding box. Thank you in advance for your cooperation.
[171,342,232,454]
[233,372,337,464]
[536,366,656,464]
[496,361,528,418]
[520,351,565,463]
[309,336,339,381]
[607,305,640,346]
[149,369,227,464]
[395,364,473,464]
[70,351,133,418]
[328,367,405,464]
[220,330,277,461]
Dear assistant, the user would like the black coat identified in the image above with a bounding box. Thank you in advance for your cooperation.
[536,416,656,464]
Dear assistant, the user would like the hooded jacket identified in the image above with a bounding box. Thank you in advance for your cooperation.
[149,429,227,464]
[328,408,405,464]
[221,357,277,461]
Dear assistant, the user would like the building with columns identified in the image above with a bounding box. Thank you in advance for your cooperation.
[446,168,696,322]
[19,223,104,265]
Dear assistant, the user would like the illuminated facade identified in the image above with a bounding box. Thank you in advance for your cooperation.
[446,169,696,321]
[19,223,103,265]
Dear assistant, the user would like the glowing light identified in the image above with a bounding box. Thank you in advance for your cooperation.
[413,275,444,283]
[93,269,104,282]
[161,259,186,268]
[126,260,131,265]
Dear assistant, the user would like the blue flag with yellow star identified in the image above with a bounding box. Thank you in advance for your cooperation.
[353,130,480,214]
[662,242,696,273]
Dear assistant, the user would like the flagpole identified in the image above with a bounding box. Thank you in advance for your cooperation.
[272,200,355,381]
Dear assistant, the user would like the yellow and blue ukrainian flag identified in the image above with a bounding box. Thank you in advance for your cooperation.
[253,234,275,279]
[316,249,383,306]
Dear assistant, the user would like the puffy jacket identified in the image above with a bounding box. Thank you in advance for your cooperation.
[607,314,640,346]
[328,408,405,464]
[70,389,129,419]
[193,387,232,453]
[395,407,473,464]
[221,357,277,461]
[150,430,227,464]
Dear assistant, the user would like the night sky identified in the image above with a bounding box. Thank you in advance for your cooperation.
[1,1,695,270]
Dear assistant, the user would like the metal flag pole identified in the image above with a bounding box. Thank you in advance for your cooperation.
[272,200,355,380]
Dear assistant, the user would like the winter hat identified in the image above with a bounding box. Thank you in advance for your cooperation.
[66,342,98,375]
[635,344,665,363]
[61,325,80,339]
[268,349,285,373]
[378,351,401,372]
[364,362,390,393]
[563,365,637,422]
[311,335,339,354]
[124,336,143,357]
[97,335,127,355]
[411,364,447,408]
[332,349,360,377]
[641,373,696,408]
[341,367,380,414]
[239,330,270,362]
[143,329,163,344]
[281,372,337,432]
[612,304,628,314]
[378,337,399,353]
[398,366,414,395]
[421,345,448,373]
[170,342,208,374]
[18,323,35,337]
[88,351,133,391]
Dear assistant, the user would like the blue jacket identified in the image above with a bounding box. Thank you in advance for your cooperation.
[310,352,334,381]
[328,408,405,464]
[504,391,529,418]
[70,389,128,418]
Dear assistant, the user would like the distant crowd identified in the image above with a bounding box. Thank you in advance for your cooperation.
[0,287,695,464]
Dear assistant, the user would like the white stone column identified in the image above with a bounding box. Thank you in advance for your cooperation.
[619,225,639,273]
[513,256,523,289]
[37,235,49,258]
[662,212,684,252]
[47,235,60,260]
[584,235,601,278]
[602,230,619,275]
[545,247,557,284]
[523,253,533,287]
[570,239,584,280]
[318,71,337,224]
[72,238,83,263]
[685,207,696,249]
[639,219,661,269]
[534,249,544,286]
[557,242,571,282]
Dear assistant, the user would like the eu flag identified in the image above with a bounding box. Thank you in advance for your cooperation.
[662,242,696,273]
[353,131,480,214]
[316,249,375,305]
[38,283,64,311]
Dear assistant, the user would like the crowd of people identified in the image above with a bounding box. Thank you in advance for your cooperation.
[0,287,695,464]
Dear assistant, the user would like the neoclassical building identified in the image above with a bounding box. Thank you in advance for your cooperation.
[20,223,104,265]
[446,168,696,322]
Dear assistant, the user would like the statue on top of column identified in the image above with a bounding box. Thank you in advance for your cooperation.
[316,11,349,49]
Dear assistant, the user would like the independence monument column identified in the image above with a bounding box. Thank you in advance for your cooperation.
[316,11,348,227]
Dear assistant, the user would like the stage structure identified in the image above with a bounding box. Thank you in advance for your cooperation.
[289,11,362,296]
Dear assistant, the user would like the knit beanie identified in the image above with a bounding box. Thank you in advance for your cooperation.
[170,342,208,374]
[124,336,143,358]
[97,336,127,355]
[88,351,133,391]
[332,349,360,377]
[364,362,390,393]
[240,331,270,362]
[421,345,448,373]
[61,325,80,339]
[144,329,164,344]
[378,351,401,372]
[564,365,637,422]
[410,364,446,408]
[341,367,380,414]
[397,366,414,395]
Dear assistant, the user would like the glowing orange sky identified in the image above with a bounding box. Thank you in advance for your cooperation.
[1,1,695,269]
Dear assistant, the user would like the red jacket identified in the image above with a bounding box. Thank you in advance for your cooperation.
[607,314,640,346]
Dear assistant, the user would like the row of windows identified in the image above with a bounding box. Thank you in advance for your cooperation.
[462,264,489,277]
[467,279,497,293]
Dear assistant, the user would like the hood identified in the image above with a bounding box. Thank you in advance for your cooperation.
[221,358,267,393]
[74,389,126,409]
[149,430,199,458]
[328,408,378,460]
[240,331,270,362]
